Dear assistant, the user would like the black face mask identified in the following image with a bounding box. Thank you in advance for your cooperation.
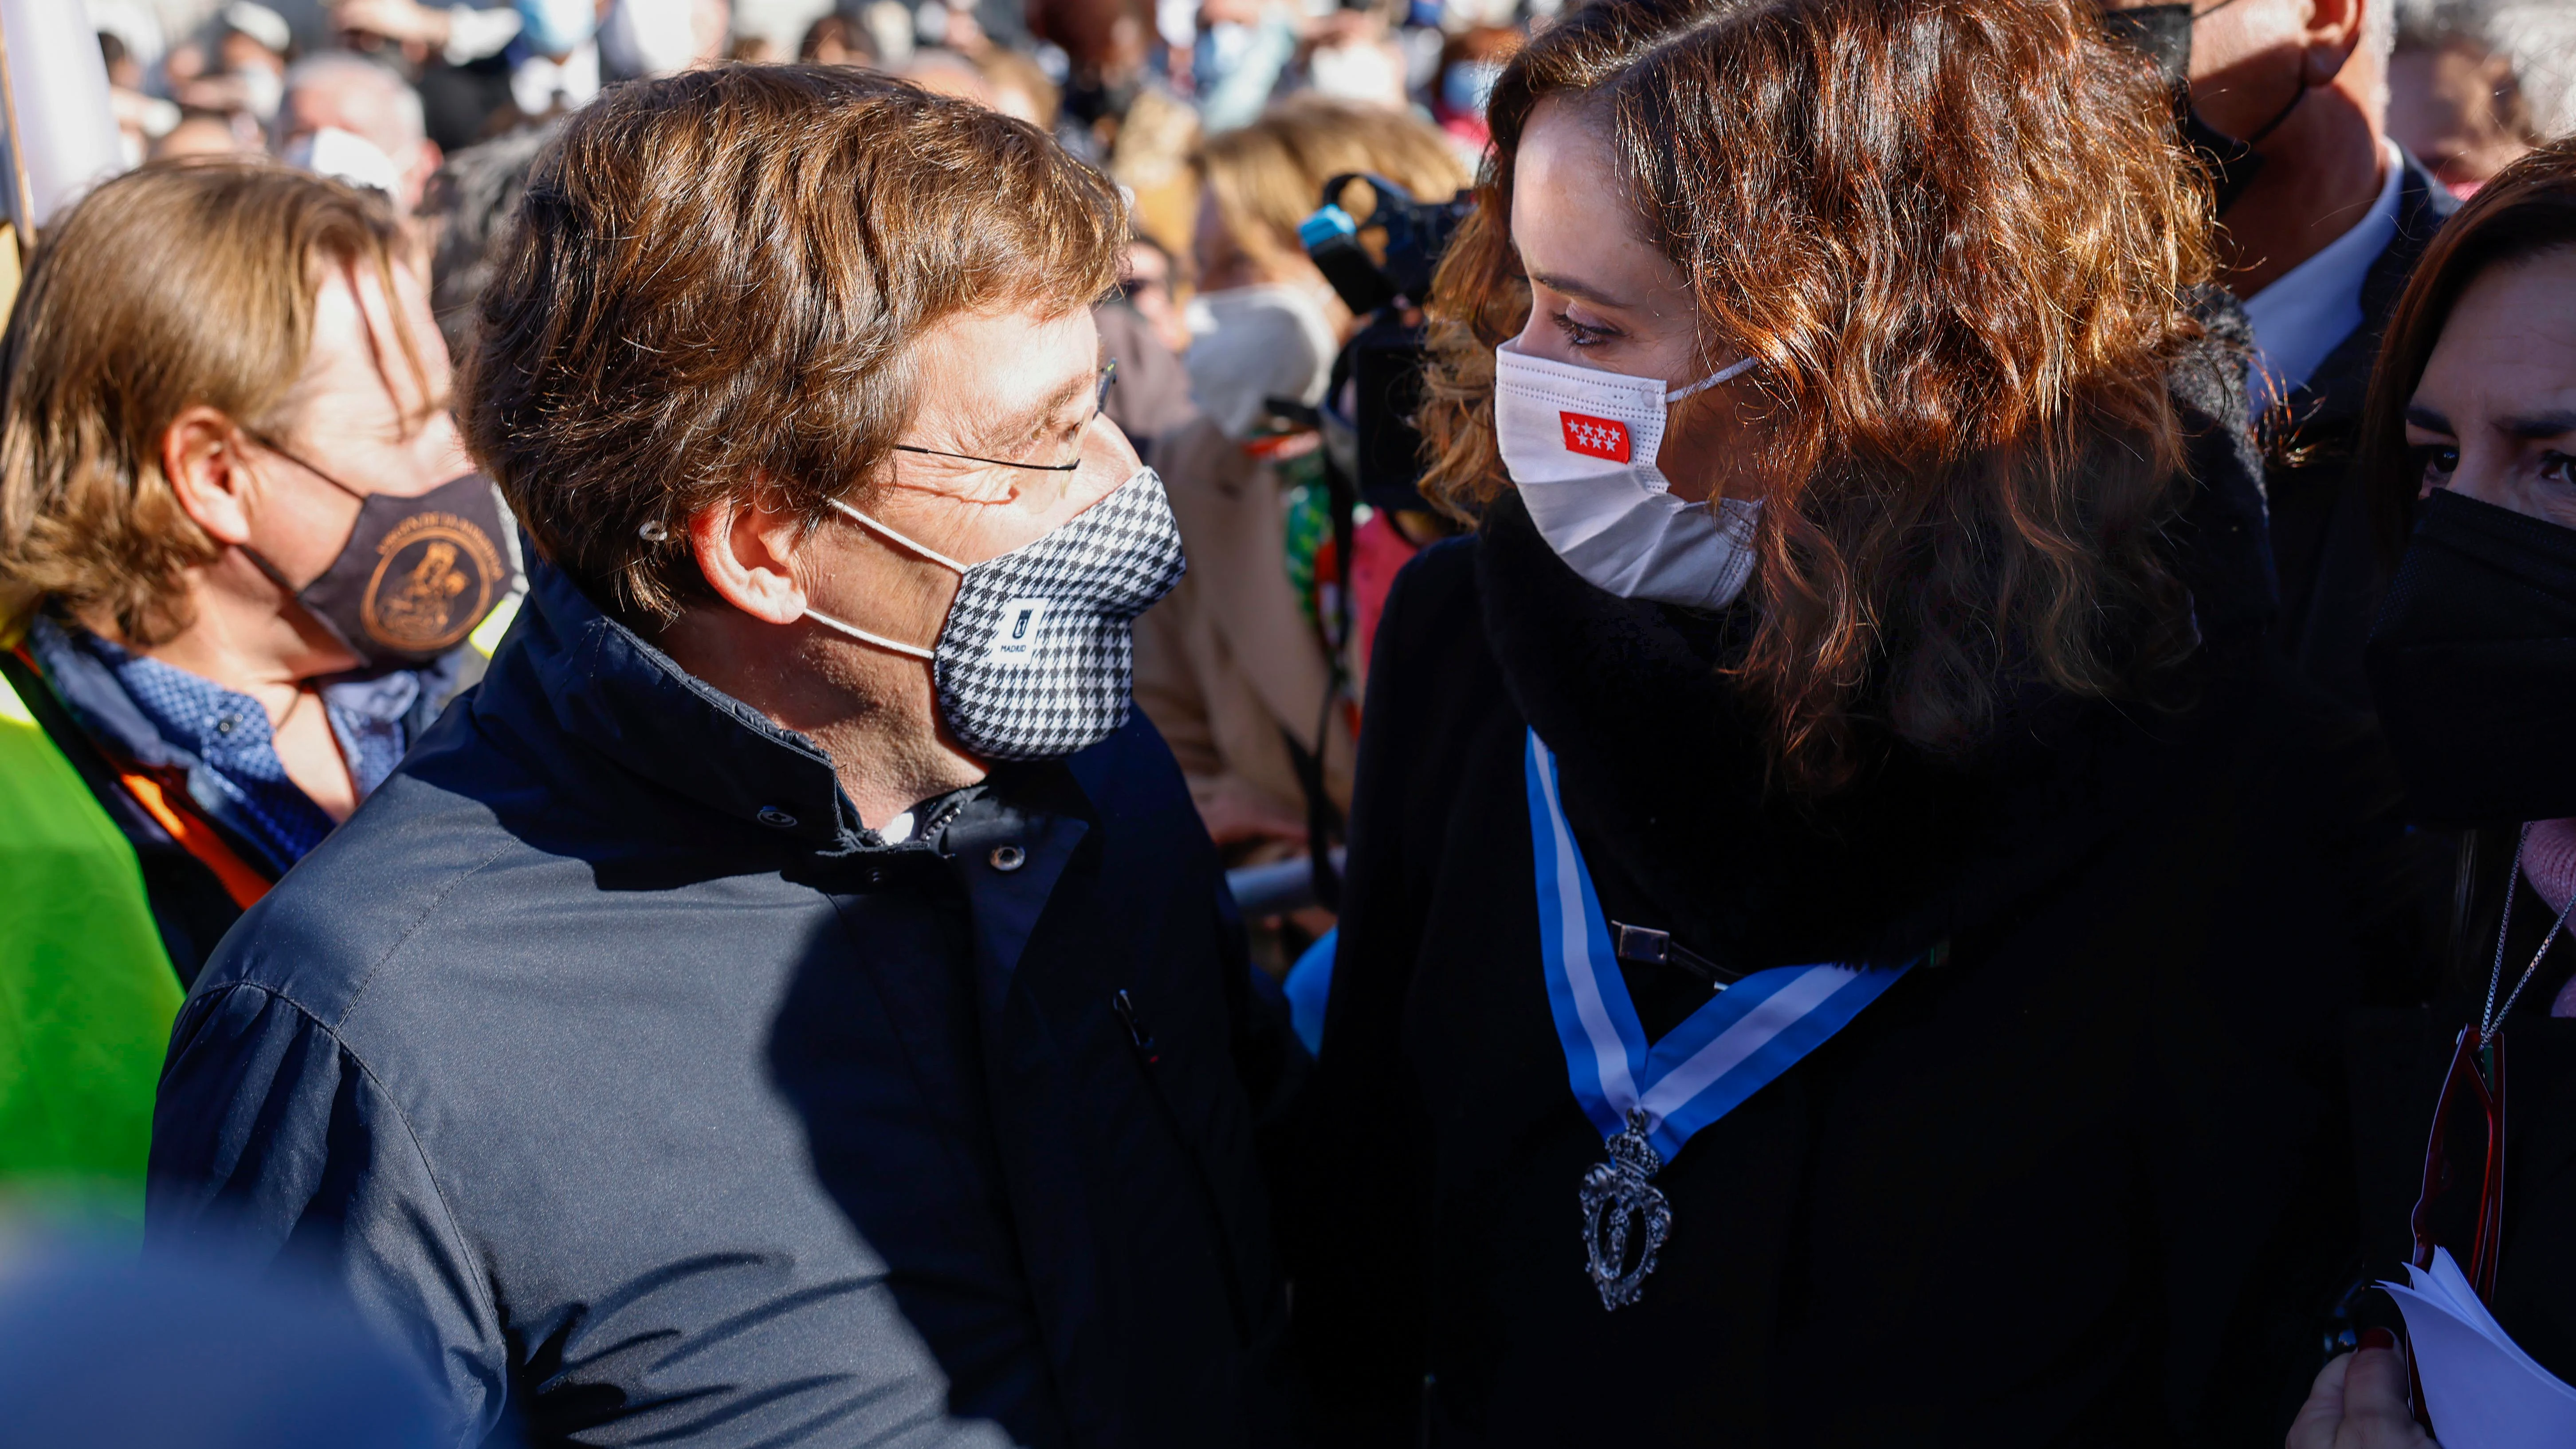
[245,449,518,671]
[2098,2,2307,216]
[2367,489,2576,824]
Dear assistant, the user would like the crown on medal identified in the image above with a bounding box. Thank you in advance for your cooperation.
[1606,1110,1664,1176]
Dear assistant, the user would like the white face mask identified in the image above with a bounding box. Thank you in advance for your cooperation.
[1183,283,1338,440]
[279,126,404,198]
[1491,340,1762,611]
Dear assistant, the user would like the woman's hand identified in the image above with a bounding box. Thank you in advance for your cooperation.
[2287,1333,2439,1449]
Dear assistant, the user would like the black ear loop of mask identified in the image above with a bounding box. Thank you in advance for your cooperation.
[232,434,373,598]
[230,432,517,670]
[2100,0,2339,215]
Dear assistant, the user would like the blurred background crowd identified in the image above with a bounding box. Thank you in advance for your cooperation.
[78,0,2576,220]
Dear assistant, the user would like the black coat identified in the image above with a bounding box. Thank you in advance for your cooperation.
[1288,357,2405,1445]
[2267,150,2460,709]
[147,564,1299,1449]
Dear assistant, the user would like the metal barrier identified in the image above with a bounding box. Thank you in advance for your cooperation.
[1223,848,1347,916]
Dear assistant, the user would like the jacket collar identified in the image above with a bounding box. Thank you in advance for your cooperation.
[25,611,464,875]
[488,564,862,850]
[2286,147,2461,434]
[24,613,186,774]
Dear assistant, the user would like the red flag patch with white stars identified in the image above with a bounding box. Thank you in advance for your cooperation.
[1559,412,1631,463]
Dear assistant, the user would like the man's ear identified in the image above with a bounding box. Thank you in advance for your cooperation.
[161,405,258,546]
[2301,0,2369,86]
[689,484,813,626]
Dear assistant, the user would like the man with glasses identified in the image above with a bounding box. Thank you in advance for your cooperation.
[147,67,1299,1449]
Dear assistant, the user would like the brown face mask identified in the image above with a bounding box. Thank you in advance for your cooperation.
[243,444,519,670]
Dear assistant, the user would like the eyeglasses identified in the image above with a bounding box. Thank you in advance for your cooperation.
[2403,1022,2509,1434]
[2407,821,2576,1309]
[2411,1025,2506,1304]
[892,360,1118,474]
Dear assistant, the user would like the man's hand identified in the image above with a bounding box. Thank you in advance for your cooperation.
[2287,1334,2440,1449]
[332,0,454,47]
[1193,776,1309,850]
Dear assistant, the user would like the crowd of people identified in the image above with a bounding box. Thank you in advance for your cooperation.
[2,0,2575,1444]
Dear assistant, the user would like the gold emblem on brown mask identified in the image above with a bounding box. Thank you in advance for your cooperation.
[362,512,505,652]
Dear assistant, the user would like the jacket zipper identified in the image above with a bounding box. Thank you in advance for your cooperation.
[1111,989,1161,1065]
[1109,987,1252,1344]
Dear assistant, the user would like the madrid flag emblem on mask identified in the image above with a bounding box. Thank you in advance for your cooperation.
[1559,412,1632,463]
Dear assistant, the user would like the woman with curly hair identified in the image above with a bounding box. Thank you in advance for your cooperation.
[1287,0,2398,1439]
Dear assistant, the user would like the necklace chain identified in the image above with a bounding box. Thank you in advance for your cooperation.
[2481,821,2576,1045]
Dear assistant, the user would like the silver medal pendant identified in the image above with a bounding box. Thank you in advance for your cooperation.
[1578,1107,1671,1311]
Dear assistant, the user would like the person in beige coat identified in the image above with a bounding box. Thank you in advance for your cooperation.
[1132,100,1465,892]
[1136,417,1356,858]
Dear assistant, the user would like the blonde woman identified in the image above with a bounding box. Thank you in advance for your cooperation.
[1135,98,1466,881]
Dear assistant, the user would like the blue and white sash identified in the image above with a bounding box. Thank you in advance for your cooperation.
[1526,728,1913,1163]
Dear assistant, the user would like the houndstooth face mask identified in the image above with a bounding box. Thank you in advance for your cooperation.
[805,467,1187,761]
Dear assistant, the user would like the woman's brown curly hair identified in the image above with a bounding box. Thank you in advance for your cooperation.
[1418,0,2216,792]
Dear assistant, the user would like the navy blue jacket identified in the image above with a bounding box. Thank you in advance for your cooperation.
[147,565,1296,1448]
[2267,148,2460,707]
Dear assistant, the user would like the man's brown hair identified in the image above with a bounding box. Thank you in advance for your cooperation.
[461,65,1128,627]
[0,160,418,644]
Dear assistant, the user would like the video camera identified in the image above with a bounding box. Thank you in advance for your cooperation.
[1297,173,1473,514]
[1240,174,1469,915]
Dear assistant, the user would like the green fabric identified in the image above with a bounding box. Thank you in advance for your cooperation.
[1278,451,1330,638]
[0,664,182,1223]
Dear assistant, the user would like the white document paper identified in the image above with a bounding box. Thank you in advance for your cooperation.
[2379,1248,2576,1448]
